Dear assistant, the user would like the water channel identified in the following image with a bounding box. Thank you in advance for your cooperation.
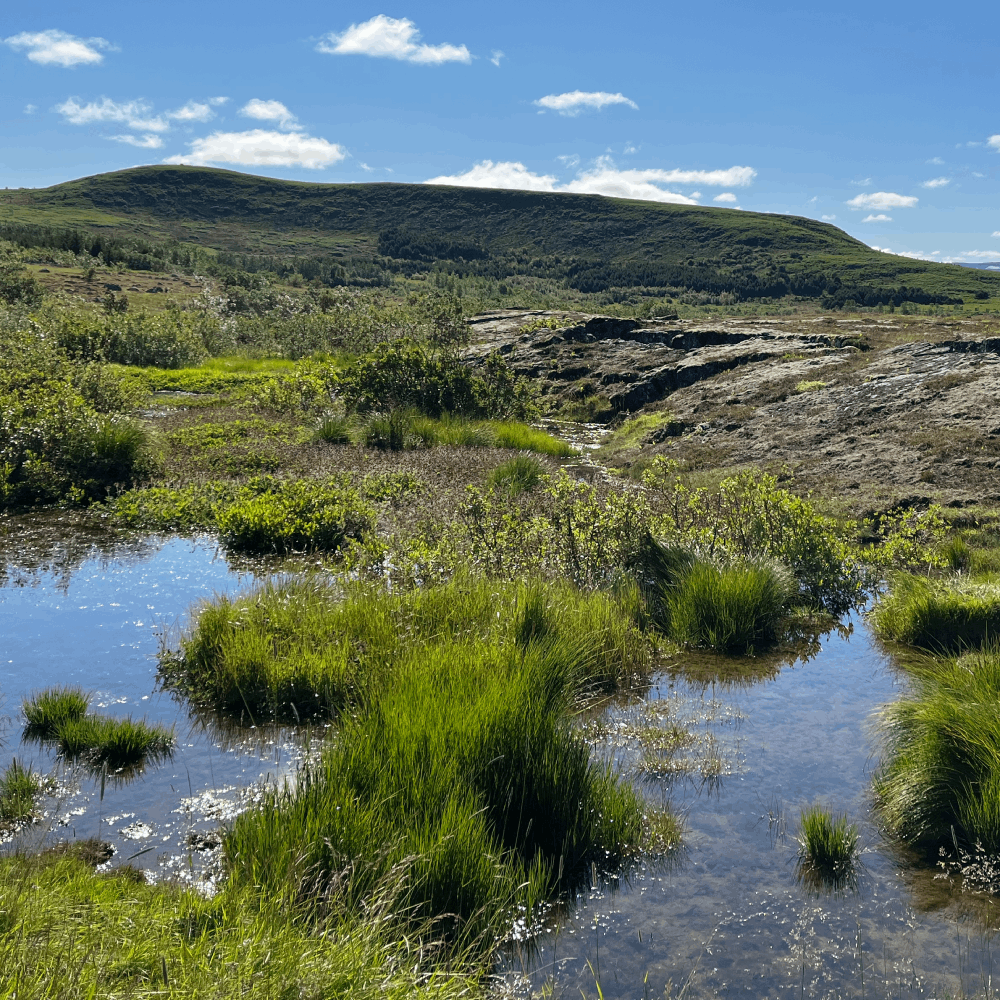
[1,515,997,997]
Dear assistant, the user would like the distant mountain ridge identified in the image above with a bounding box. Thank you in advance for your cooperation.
[4,166,999,305]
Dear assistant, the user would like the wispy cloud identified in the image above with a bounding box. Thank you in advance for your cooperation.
[55,97,168,132]
[164,129,346,169]
[956,249,1000,260]
[4,29,115,67]
[713,192,738,204]
[862,213,893,222]
[111,133,164,149]
[240,98,300,130]
[623,142,638,155]
[534,91,638,115]
[490,50,504,67]
[168,101,217,123]
[317,15,471,65]
[557,154,580,168]
[927,157,945,165]
[847,191,918,210]
[821,214,836,221]
[850,177,872,187]
[994,231,1000,238]
[23,104,37,115]
[424,159,755,204]
[921,176,949,188]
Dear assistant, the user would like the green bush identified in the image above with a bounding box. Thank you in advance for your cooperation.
[874,649,1000,854]
[869,574,1000,652]
[667,559,793,654]
[216,479,375,554]
[224,641,645,940]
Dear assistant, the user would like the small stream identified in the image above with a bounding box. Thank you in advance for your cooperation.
[1,515,998,996]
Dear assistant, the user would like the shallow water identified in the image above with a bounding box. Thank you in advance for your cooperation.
[2,518,999,995]
[0,520,308,887]
[506,622,1000,999]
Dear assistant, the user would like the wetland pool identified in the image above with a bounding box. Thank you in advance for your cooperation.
[0,518,997,997]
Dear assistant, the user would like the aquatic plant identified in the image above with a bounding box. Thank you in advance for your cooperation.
[55,715,175,769]
[22,686,89,739]
[0,760,45,827]
[869,573,1000,651]
[796,805,859,886]
[164,575,651,721]
[224,640,646,941]
[874,649,1000,855]
[667,559,794,654]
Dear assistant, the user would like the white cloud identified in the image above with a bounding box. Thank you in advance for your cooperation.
[208,96,228,106]
[111,133,164,149]
[557,154,580,168]
[862,213,893,222]
[359,162,374,172]
[927,157,944,165]
[714,192,738,203]
[4,29,115,67]
[534,91,638,116]
[847,191,918,210]
[55,96,168,132]
[921,176,950,188]
[850,177,872,186]
[425,159,755,204]
[993,231,1000,238]
[168,101,216,123]
[240,98,299,130]
[164,129,346,169]
[956,249,1000,260]
[689,191,701,200]
[317,15,471,65]
[23,104,37,115]
[989,135,1000,151]
[973,172,986,178]
[821,214,836,221]
[426,160,558,192]
[490,50,504,67]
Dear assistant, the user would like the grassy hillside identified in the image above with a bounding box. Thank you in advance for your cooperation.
[3,165,999,308]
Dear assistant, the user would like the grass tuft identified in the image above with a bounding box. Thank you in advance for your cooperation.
[487,454,546,495]
[55,715,175,769]
[796,805,859,887]
[22,687,89,739]
[0,760,44,827]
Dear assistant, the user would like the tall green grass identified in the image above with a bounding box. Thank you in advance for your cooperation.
[166,575,651,721]
[0,850,475,999]
[224,641,645,941]
[488,454,546,495]
[796,806,859,887]
[22,687,89,739]
[870,573,1000,651]
[874,649,1000,854]
[0,760,44,827]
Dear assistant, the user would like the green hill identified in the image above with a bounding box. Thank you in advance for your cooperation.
[3,165,998,307]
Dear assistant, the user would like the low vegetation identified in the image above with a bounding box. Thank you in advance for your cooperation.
[0,760,45,828]
[796,805,860,888]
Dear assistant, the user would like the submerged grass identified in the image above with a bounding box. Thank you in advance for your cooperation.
[796,805,859,888]
[224,640,645,942]
[0,849,476,999]
[870,573,1000,652]
[874,648,1000,855]
[166,575,651,721]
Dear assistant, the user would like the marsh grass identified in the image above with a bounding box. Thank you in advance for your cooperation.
[22,686,89,739]
[315,412,353,443]
[0,760,44,827]
[55,715,175,769]
[667,559,794,654]
[488,454,546,495]
[0,849,475,999]
[166,575,651,721]
[224,641,645,941]
[870,573,1000,652]
[796,805,859,889]
[874,649,1000,855]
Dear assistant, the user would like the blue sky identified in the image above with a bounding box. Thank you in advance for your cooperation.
[2,0,999,261]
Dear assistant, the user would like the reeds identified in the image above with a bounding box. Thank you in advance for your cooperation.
[22,688,175,770]
[796,805,859,888]
[224,640,645,941]
[870,573,1000,652]
[874,648,1000,854]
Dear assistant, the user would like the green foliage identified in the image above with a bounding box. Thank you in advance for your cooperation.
[363,409,412,450]
[488,454,546,496]
[0,760,44,827]
[53,715,175,769]
[874,649,1000,854]
[492,421,574,456]
[315,411,352,443]
[869,574,1000,652]
[164,575,651,722]
[0,851,476,999]
[224,641,645,940]
[22,687,89,738]
[796,806,859,886]
[643,461,864,612]
[864,505,948,573]
[0,266,44,307]
[216,479,375,554]
[65,415,154,501]
[667,559,794,654]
